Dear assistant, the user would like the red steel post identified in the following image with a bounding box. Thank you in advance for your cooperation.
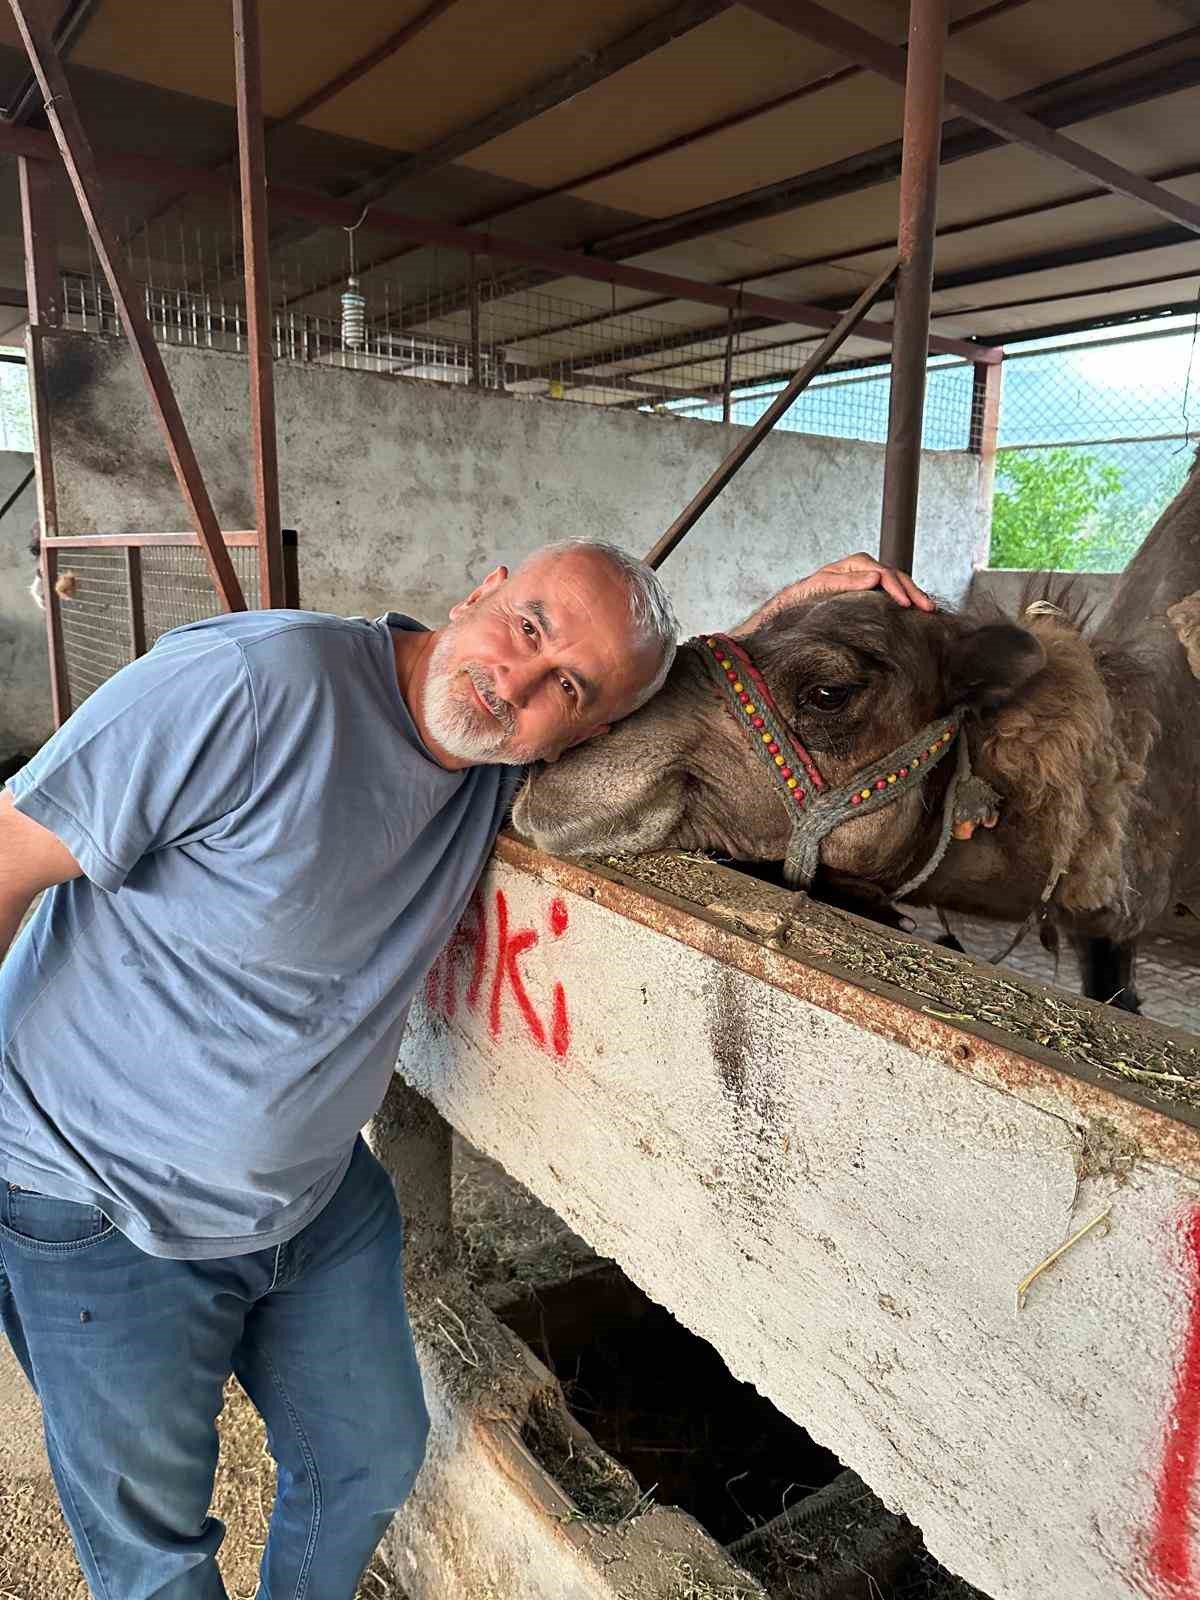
[878,0,949,574]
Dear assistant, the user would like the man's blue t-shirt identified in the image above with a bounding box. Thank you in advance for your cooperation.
[0,609,520,1259]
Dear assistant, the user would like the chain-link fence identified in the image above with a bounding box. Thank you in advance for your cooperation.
[33,223,1200,581]
[989,315,1200,572]
[663,352,979,451]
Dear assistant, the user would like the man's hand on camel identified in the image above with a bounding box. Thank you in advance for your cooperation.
[730,551,934,638]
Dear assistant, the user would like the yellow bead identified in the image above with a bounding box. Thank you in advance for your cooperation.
[745,703,756,715]
[720,658,732,669]
[887,774,897,784]
[786,777,798,789]
[774,754,785,766]
[761,732,772,743]
[860,788,871,800]
[732,680,743,693]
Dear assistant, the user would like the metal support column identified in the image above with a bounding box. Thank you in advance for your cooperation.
[17,154,69,725]
[721,307,735,424]
[878,0,948,573]
[8,0,246,611]
[233,0,285,608]
[468,251,482,386]
[969,356,1004,560]
[125,546,146,658]
[645,260,897,570]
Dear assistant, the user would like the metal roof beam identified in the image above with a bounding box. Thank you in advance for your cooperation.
[1,0,100,124]
[0,120,998,361]
[283,0,1035,301]
[261,0,731,259]
[358,40,1200,345]
[518,213,1199,389]
[742,0,1200,235]
[127,0,466,241]
[590,39,1200,262]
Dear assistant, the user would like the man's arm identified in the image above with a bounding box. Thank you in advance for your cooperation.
[728,552,935,638]
[0,789,81,963]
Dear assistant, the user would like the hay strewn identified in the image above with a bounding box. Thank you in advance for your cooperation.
[601,853,1200,1109]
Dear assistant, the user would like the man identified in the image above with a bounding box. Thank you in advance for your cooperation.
[0,539,929,1599]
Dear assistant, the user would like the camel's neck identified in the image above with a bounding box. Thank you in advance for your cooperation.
[1102,457,1200,641]
[938,616,1155,923]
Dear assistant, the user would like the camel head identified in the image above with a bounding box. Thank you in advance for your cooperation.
[512,592,1046,893]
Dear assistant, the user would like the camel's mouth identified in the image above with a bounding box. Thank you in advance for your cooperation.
[511,763,684,859]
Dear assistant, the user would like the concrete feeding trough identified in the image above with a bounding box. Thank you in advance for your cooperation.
[496,1260,844,1533]
[382,1168,932,1600]
[386,1262,779,1600]
[389,837,1200,1600]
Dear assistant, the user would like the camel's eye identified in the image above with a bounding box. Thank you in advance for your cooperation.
[804,683,854,713]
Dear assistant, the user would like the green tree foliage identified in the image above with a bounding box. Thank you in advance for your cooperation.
[0,363,34,453]
[989,448,1123,570]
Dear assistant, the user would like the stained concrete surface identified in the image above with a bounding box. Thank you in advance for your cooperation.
[44,330,989,636]
[0,449,50,762]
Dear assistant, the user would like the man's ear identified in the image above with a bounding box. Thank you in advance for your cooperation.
[449,565,507,621]
[943,622,1045,711]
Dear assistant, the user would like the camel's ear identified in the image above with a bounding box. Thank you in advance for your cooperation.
[943,623,1045,711]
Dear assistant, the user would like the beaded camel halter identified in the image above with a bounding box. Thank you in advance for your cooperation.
[699,633,1001,896]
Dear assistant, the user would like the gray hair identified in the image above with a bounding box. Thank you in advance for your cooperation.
[533,538,678,711]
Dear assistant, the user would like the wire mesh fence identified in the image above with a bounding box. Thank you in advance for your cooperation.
[55,541,263,711]
[38,204,1200,582]
[989,316,1200,571]
[141,544,262,646]
[663,353,979,451]
[51,213,989,452]
[56,546,132,706]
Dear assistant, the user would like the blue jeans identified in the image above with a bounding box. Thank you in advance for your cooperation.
[0,1138,429,1599]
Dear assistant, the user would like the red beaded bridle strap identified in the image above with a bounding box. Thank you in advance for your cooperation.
[702,634,826,804]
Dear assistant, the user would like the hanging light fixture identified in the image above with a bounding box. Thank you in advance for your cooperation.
[341,210,368,350]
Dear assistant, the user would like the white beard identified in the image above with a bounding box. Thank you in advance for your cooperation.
[422,630,526,765]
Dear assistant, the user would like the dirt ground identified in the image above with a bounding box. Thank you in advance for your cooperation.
[0,1376,404,1600]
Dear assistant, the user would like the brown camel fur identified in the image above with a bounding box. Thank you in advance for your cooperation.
[513,454,1200,1010]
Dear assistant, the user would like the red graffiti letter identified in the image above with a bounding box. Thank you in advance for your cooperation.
[425,890,488,1019]
[1152,1205,1200,1596]
[489,890,546,1049]
[547,898,570,1059]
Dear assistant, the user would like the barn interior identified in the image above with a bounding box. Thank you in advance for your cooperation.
[1,3,1199,1599]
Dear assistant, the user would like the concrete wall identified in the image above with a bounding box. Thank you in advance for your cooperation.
[397,839,1200,1600]
[969,566,1119,621]
[0,449,51,762]
[42,331,988,634]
